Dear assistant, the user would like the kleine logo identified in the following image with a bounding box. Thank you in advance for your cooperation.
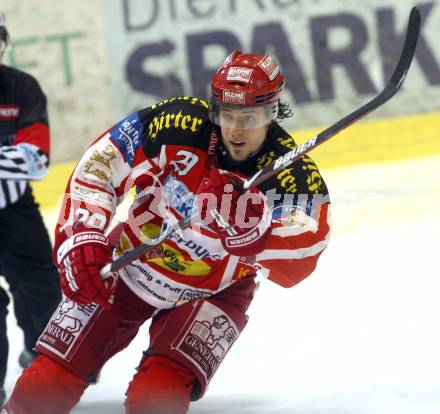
[223,90,246,105]
[257,53,280,81]
[217,51,235,73]
[226,67,253,83]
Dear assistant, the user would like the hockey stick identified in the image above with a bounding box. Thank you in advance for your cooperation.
[102,6,420,275]
[244,6,420,190]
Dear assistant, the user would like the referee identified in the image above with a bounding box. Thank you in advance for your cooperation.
[0,11,61,407]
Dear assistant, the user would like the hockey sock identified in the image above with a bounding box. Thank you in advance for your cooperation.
[3,355,88,414]
[125,355,195,414]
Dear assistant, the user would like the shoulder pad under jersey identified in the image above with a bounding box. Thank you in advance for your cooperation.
[254,123,329,198]
[139,97,211,158]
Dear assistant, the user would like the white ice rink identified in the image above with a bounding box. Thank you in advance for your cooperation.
[3,154,440,413]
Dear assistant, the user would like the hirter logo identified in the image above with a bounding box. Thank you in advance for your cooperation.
[226,67,253,83]
[223,90,246,105]
[257,53,280,81]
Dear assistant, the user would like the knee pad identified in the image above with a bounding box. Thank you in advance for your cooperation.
[4,355,88,414]
[125,355,195,414]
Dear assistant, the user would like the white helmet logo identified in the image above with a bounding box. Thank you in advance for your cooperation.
[257,53,280,81]
[226,67,253,83]
[223,90,246,105]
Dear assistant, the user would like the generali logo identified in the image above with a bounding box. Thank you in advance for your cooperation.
[257,53,280,81]
[226,66,253,83]
[223,90,246,105]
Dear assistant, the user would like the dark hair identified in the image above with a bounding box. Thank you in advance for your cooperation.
[0,27,9,44]
[276,100,293,121]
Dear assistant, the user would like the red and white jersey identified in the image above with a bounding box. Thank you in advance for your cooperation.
[56,97,331,309]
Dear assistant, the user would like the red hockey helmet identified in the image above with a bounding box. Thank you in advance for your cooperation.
[209,51,285,128]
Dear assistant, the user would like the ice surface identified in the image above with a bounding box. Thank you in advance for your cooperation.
[3,155,440,413]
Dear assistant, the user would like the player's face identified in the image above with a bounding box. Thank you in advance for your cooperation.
[219,107,269,162]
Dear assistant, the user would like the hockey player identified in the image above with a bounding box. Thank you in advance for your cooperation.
[3,50,330,414]
[0,12,61,408]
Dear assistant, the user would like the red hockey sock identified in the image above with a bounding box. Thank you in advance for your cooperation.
[125,355,196,414]
[4,355,88,414]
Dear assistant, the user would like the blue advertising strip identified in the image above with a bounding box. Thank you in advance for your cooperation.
[109,112,143,166]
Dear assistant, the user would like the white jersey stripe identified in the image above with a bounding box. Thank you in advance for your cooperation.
[219,254,240,288]
[256,236,329,261]
[0,179,27,208]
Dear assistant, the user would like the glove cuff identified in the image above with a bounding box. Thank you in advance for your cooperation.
[55,230,109,266]
[222,201,272,256]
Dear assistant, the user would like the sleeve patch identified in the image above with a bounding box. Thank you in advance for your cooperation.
[110,113,142,166]
[16,143,48,179]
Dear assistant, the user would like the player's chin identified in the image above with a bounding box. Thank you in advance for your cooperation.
[229,151,249,162]
[227,144,249,160]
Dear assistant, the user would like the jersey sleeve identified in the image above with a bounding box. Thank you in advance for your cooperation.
[0,143,48,180]
[0,75,50,180]
[55,111,161,240]
[14,74,50,154]
[56,98,210,243]
[256,154,331,288]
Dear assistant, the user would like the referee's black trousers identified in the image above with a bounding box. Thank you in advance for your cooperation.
[0,187,61,387]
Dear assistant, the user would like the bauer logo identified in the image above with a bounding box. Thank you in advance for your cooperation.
[273,135,318,170]
[74,233,107,243]
[226,67,253,83]
[223,90,246,105]
[257,53,280,81]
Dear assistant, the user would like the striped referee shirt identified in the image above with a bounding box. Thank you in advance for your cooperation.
[0,64,50,208]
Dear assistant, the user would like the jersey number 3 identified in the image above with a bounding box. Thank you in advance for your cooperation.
[170,150,199,176]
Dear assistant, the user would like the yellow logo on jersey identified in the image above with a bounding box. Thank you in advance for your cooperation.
[256,137,324,194]
[148,110,204,141]
[83,162,110,182]
[278,135,297,150]
[89,145,116,169]
[114,231,133,257]
[302,156,324,193]
[140,223,211,276]
[146,244,212,276]
[151,96,208,109]
[140,223,161,241]
[256,150,277,169]
[236,266,253,279]
[276,168,298,193]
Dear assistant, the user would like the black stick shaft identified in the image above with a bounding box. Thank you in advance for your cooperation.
[243,6,420,191]
[105,7,421,275]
